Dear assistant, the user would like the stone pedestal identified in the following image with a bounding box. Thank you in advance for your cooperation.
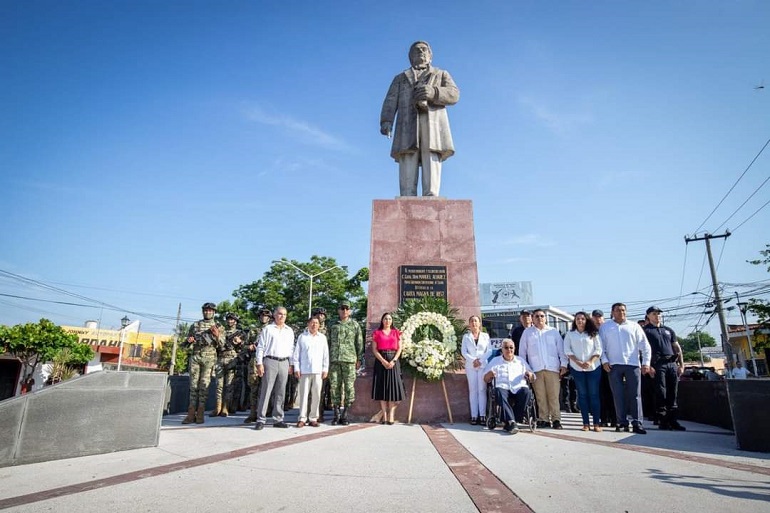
[365,197,480,330]
[351,197,479,423]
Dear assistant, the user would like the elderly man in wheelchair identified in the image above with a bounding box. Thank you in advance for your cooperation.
[483,338,536,434]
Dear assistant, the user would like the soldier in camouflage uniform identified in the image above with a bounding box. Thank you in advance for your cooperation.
[243,308,272,423]
[327,301,364,425]
[182,302,224,425]
[210,312,244,417]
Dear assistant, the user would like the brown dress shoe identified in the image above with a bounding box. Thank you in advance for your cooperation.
[309,420,319,427]
[296,421,306,428]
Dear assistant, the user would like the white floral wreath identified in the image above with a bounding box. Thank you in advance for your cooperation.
[400,311,458,380]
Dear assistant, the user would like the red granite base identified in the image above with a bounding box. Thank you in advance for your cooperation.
[349,370,471,424]
[359,197,481,424]
[366,198,480,330]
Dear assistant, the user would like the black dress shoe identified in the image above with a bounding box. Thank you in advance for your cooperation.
[632,424,647,434]
[536,421,550,429]
[254,422,264,431]
[552,420,563,430]
[624,424,630,432]
[615,425,621,432]
[274,421,289,428]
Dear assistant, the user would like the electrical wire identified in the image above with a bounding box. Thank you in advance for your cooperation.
[693,136,770,234]
[732,197,770,233]
[714,175,770,232]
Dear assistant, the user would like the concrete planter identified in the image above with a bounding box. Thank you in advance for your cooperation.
[678,380,732,430]
[164,375,217,414]
[726,379,770,452]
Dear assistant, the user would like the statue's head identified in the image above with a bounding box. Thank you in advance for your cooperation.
[409,41,432,68]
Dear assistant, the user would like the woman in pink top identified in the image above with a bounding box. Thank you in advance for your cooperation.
[371,312,406,424]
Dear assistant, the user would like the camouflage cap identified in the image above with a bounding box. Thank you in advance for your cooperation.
[258,308,272,316]
[225,312,239,321]
[202,302,216,310]
[311,307,327,316]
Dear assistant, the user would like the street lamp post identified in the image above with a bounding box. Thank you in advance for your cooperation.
[117,315,130,371]
[273,259,344,319]
[694,330,705,366]
[735,292,758,375]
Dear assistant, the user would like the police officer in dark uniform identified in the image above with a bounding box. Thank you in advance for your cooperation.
[643,306,686,431]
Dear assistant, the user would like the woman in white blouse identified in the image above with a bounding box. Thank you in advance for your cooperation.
[564,312,603,432]
[461,315,490,426]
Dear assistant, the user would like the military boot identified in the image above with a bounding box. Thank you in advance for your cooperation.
[339,406,350,426]
[219,404,229,417]
[209,400,222,417]
[196,405,206,424]
[181,406,196,424]
[331,407,340,426]
[668,410,686,431]
[244,404,257,423]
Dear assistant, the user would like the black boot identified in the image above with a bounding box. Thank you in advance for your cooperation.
[668,410,686,431]
[339,405,350,425]
[658,412,671,430]
[331,407,340,426]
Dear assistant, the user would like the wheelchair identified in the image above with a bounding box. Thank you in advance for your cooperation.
[485,379,537,433]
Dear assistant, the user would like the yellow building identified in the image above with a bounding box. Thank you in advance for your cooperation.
[728,323,768,376]
[62,323,174,370]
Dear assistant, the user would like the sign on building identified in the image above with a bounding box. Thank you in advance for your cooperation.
[480,282,533,307]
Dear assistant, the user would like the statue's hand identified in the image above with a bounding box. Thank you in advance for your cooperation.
[414,85,433,102]
[380,121,392,136]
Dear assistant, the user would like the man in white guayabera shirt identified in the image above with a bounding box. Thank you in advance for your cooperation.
[519,309,568,429]
[599,302,652,435]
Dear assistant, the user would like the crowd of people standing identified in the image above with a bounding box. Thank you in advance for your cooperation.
[182,298,740,434]
[468,302,691,435]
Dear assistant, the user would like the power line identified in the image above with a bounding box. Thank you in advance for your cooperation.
[693,135,770,234]
[714,174,770,232]
[732,197,770,232]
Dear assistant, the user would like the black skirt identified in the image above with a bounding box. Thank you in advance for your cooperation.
[371,350,406,401]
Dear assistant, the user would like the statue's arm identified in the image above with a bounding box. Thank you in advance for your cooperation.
[380,75,400,135]
[433,70,459,106]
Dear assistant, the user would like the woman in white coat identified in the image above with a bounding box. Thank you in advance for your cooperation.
[461,315,490,425]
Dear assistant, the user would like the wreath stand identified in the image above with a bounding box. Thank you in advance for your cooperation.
[407,375,454,424]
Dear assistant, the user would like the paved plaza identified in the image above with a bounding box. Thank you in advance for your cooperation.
[1,411,768,513]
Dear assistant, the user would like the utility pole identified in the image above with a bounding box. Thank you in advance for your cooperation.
[684,231,732,363]
[169,302,182,376]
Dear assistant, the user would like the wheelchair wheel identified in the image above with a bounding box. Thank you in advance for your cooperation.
[486,415,497,430]
[525,396,537,432]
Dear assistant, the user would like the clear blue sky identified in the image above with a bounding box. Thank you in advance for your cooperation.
[1,0,768,341]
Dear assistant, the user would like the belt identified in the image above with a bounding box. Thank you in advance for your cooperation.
[264,355,289,362]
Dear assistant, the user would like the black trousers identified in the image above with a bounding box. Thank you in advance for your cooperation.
[654,362,679,415]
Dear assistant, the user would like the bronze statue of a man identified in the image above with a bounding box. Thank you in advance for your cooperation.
[380,41,459,197]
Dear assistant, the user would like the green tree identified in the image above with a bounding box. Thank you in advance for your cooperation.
[157,322,190,374]
[0,319,91,386]
[678,331,716,363]
[233,256,368,327]
[747,244,770,352]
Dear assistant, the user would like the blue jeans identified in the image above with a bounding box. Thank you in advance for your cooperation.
[571,366,601,426]
[608,364,642,426]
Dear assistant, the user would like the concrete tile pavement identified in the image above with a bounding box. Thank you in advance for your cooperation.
[1,411,768,512]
